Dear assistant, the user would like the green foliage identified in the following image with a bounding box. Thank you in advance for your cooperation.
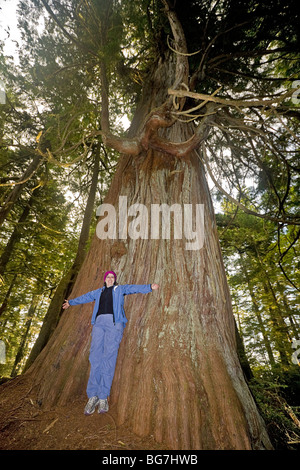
[249,368,300,450]
[217,202,299,364]
[217,197,299,449]
[0,0,120,375]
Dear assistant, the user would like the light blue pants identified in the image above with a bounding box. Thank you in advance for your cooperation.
[87,314,124,399]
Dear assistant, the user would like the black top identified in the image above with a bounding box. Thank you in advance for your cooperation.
[96,285,114,317]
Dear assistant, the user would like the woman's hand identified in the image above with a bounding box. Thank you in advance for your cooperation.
[151,283,159,290]
[62,299,70,310]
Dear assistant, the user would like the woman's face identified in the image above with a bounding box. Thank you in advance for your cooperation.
[105,274,115,287]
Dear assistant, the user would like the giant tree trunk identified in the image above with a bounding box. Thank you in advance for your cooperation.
[17,44,272,449]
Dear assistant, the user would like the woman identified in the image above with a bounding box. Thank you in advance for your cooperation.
[62,271,159,415]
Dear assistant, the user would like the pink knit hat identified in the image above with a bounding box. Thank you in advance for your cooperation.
[104,271,117,282]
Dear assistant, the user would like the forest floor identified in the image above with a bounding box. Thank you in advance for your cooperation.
[0,376,168,451]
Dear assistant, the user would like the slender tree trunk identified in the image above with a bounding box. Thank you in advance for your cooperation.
[23,147,100,371]
[0,274,18,318]
[11,295,39,377]
[0,154,43,227]
[0,193,35,277]
[261,279,290,366]
[21,54,273,449]
[248,283,276,368]
[240,254,276,367]
[278,284,300,340]
[234,317,254,381]
[254,249,291,364]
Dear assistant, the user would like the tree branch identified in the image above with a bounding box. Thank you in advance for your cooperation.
[201,144,300,226]
[168,87,297,110]
[39,0,97,57]
[162,0,189,90]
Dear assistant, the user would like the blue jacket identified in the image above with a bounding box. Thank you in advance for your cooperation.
[68,284,152,325]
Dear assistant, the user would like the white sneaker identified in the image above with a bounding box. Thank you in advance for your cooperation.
[84,396,99,415]
[98,398,109,413]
